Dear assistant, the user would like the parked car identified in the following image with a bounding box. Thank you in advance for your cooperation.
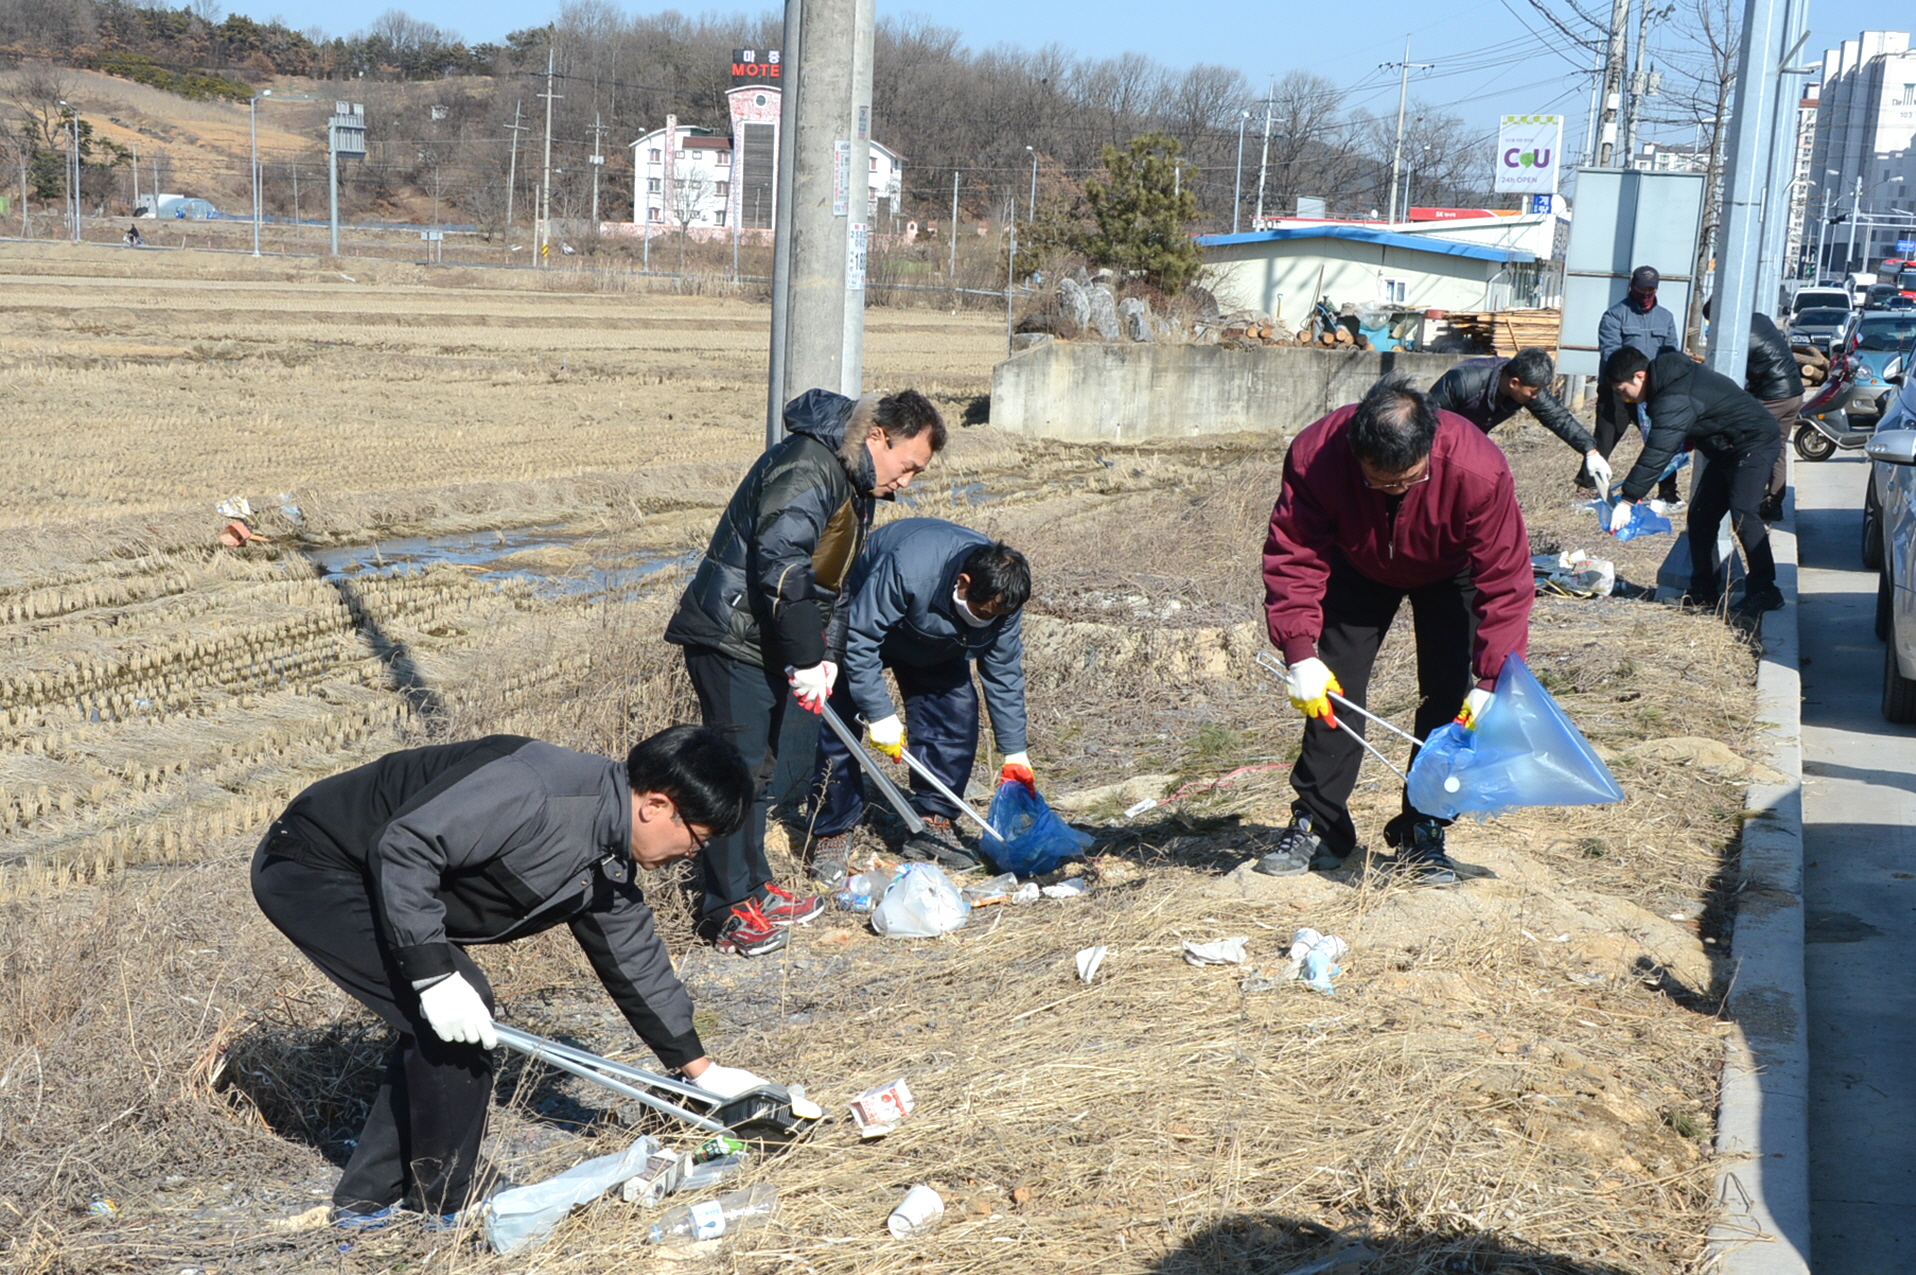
[1846,314,1916,421]
[1863,427,1916,720]
[1863,340,1914,571]
[1792,286,1852,318]
[1790,306,1853,353]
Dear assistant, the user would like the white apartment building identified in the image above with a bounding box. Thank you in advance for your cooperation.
[624,90,903,241]
[1808,30,1916,275]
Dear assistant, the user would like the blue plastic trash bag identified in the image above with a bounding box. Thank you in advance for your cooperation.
[1406,655,1624,820]
[1595,497,1673,541]
[983,781,1093,876]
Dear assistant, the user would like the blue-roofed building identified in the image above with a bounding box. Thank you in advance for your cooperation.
[1196,223,1546,323]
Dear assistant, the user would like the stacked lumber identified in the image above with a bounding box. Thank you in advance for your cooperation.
[1440,309,1563,357]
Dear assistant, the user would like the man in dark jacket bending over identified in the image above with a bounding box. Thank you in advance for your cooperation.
[665,388,946,956]
[1603,346,1785,614]
[806,518,1031,882]
[1427,348,1614,493]
[1257,376,1533,884]
[252,726,765,1228]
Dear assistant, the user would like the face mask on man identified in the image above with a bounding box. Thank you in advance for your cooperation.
[952,585,993,627]
[1628,288,1657,314]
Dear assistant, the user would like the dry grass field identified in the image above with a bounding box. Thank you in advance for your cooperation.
[1,242,1761,1274]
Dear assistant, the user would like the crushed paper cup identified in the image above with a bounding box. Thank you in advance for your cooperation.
[1075,945,1108,983]
[1182,936,1249,966]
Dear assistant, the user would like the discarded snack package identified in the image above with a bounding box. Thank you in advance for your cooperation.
[850,1078,915,1138]
[620,1148,689,1206]
[961,872,1020,906]
[887,1184,944,1237]
[1182,936,1250,966]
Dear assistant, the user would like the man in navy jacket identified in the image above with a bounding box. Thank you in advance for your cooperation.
[806,518,1031,882]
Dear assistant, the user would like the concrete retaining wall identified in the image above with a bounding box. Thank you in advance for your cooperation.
[988,341,1460,443]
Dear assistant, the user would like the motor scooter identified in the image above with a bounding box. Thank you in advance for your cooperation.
[1793,352,1871,461]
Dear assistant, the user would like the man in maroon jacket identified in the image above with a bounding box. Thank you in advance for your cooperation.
[1256,376,1534,883]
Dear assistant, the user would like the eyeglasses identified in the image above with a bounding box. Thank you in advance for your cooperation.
[672,810,709,853]
[1361,464,1431,492]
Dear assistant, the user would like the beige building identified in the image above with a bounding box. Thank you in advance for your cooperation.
[1197,225,1540,321]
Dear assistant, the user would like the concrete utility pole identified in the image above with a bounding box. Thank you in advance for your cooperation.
[588,113,608,227]
[1253,77,1274,227]
[1621,3,1665,168]
[1596,0,1630,166]
[538,49,560,264]
[1755,0,1811,313]
[1845,176,1862,275]
[1384,41,1431,224]
[505,100,527,232]
[948,169,959,290]
[764,0,876,447]
[1233,109,1250,234]
[1705,0,1792,384]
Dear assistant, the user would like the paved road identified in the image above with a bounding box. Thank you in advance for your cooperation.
[1796,451,1916,1268]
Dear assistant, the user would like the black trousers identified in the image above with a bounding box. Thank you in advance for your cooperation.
[1588,383,1680,502]
[682,646,788,920]
[1761,396,1801,501]
[1289,555,1478,857]
[250,845,496,1214]
[1687,440,1783,599]
[810,659,979,835]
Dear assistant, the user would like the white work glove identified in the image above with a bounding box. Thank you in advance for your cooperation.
[1456,688,1494,731]
[1001,750,1029,768]
[866,713,904,760]
[1285,657,1343,725]
[416,973,496,1049]
[1584,451,1613,494]
[1608,499,1635,534]
[689,1063,770,1101]
[786,661,838,714]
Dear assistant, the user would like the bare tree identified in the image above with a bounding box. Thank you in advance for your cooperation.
[666,170,712,277]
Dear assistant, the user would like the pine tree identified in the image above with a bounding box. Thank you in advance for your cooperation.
[1078,133,1202,292]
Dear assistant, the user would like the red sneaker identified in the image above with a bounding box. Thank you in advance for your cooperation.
[715,899,789,957]
[757,882,825,927]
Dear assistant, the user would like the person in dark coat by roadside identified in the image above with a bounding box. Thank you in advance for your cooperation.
[251,726,768,1229]
[1428,348,1613,491]
[664,388,947,956]
[1702,299,1804,521]
[1603,346,1785,614]
[1257,376,1534,885]
[1586,265,1683,500]
[805,518,1032,883]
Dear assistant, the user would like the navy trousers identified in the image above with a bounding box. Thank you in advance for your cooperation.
[810,659,979,836]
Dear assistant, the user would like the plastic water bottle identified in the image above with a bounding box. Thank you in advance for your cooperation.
[646,1184,777,1243]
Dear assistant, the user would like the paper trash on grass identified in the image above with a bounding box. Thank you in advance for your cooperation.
[1040,877,1088,899]
[849,1077,915,1139]
[1286,928,1348,994]
[1076,945,1108,983]
[1182,936,1249,966]
[486,1136,660,1254]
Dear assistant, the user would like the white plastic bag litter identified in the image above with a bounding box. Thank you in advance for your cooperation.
[484,1136,659,1254]
[1182,936,1250,966]
[871,864,970,938]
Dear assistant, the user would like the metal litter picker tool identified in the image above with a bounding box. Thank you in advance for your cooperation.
[895,744,1004,841]
[1254,651,1414,782]
[494,1025,821,1142]
[818,703,926,835]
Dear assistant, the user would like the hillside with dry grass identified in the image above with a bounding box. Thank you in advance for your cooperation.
[0,242,1759,1274]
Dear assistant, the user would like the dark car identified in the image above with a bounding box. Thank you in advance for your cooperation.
[1848,315,1916,420]
[1791,306,1853,353]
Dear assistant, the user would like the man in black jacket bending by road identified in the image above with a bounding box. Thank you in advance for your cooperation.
[1427,348,1614,492]
[252,726,769,1229]
[665,388,946,956]
[1603,346,1785,614]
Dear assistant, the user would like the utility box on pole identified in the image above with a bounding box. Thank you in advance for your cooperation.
[328,102,365,258]
[764,0,876,447]
[1558,167,1707,376]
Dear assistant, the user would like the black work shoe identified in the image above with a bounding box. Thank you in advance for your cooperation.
[807,832,853,889]
[1384,818,1460,885]
[903,815,982,872]
[1733,584,1785,615]
[1253,814,1322,877]
[1758,495,1784,523]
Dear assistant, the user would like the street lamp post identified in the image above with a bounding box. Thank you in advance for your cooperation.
[1233,109,1250,234]
[250,90,271,257]
[1025,145,1037,228]
[58,100,79,243]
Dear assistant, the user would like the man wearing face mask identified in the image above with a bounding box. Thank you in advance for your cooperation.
[805,519,1031,882]
[250,726,765,1229]
[666,389,947,956]
[1586,265,1683,502]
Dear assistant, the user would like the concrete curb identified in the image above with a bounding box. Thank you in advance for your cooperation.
[1705,487,1811,1273]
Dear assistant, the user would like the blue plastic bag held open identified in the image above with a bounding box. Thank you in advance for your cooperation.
[983,781,1093,876]
[1595,497,1673,541]
[1406,654,1624,820]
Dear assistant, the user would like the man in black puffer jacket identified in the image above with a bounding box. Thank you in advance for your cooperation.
[1703,300,1804,521]
[666,387,947,956]
[1428,348,1613,491]
[1604,347,1785,614]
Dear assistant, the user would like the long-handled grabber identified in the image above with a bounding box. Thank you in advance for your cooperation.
[1254,651,1412,781]
[494,1024,820,1142]
[817,702,926,835]
[894,744,1004,842]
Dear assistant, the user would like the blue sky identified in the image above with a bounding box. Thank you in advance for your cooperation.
[285,0,1892,149]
